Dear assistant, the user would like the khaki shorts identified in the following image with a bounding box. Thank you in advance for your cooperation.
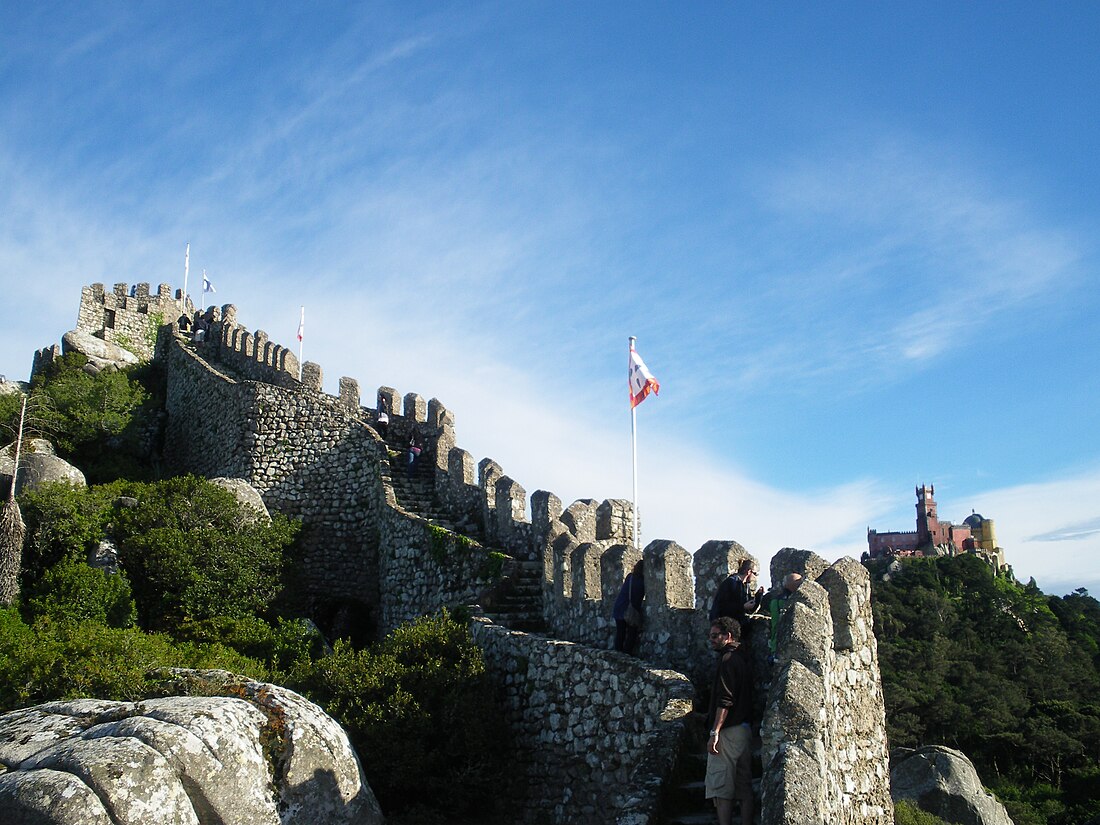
[704,724,752,800]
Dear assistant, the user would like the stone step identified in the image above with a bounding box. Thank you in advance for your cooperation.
[665,814,757,825]
[481,614,546,633]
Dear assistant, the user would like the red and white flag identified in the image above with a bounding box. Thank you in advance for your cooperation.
[297,307,304,342]
[628,345,660,408]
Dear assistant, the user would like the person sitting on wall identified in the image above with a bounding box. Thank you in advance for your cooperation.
[709,558,764,645]
[765,572,803,660]
[706,616,754,825]
[612,559,645,656]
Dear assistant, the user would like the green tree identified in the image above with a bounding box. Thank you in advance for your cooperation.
[0,607,267,711]
[31,353,147,452]
[869,555,1100,824]
[19,477,299,632]
[291,612,510,820]
[25,557,136,628]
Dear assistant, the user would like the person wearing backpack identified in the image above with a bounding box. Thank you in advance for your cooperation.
[613,560,645,655]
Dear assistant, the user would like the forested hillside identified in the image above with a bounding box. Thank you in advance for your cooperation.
[869,554,1100,825]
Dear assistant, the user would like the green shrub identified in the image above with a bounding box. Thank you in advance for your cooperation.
[175,615,326,672]
[19,477,299,633]
[0,608,267,711]
[18,483,116,585]
[30,354,153,479]
[893,800,946,825]
[291,612,509,818]
[25,558,136,628]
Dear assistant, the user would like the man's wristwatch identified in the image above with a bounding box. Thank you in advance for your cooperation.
[709,730,719,736]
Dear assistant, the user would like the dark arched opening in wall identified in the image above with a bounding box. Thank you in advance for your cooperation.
[313,597,377,648]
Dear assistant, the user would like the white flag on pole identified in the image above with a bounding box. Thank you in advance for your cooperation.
[297,306,304,342]
[628,345,660,408]
[202,270,216,294]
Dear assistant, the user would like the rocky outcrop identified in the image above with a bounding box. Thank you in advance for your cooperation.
[891,746,1014,825]
[62,328,140,371]
[0,439,86,498]
[0,670,382,825]
[210,477,271,522]
[0,378,27,396]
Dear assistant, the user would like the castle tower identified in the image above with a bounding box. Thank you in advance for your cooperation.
[963,512,998,552]
[915,484,939,546]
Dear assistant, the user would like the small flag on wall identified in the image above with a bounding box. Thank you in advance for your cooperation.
[628,344,660,408]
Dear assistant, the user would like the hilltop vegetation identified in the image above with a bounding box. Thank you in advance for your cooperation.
[0,357,508,824]
[0,352,165,483]
[869,554,1100,825]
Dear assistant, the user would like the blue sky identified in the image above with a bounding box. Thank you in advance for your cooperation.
[2,2,1098,596]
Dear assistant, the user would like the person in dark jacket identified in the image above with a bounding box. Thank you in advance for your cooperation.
[705,616,753,825]
[612,560,645,655]
[709,559,764,640]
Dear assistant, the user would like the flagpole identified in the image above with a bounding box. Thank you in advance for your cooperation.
[630,336,639,550]
[183,243,190,312]
[297,306,304,381]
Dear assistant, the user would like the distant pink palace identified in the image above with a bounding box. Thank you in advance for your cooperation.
[867,484,999,559]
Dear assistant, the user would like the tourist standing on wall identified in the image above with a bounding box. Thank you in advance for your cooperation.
[612,560,645,655]
[406,431,422,474]
[710,559,763,638]
[706,616,754,825]
[376,396,390,439]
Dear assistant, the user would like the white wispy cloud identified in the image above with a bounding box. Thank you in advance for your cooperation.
[751,137,1082,387]
[969,471,1100,597]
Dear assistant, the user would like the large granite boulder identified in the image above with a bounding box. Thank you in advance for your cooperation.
[891,746,1014,825]
[210,477,271,523]
[0,378,27,396]
[0,670,383,825]
[0,439,86,498]
[62,329,140,371]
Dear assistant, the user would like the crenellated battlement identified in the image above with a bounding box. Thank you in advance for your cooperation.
[64,284,894,825]
[76,282,192,361]
[193,306,309,391]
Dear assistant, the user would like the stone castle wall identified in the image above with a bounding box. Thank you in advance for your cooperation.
[533,507,893,823]
[760,549,893,825]
[199,305,308,391]
[471,618,695,825]
[162,334,510,631]
[69,283,894,824]
[78,282,191,361]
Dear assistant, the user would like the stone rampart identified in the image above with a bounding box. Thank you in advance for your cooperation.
[134,291,891,825]
[163,334,515,633]
[77,282,191,361]
[199,306,309,390]
[760,548,893,825]
[164,338,384,617]
[378,509,507,631]
[536,519,893,822]
[30,344,61,379]
[540,523,762,681]
[471,618,694,825]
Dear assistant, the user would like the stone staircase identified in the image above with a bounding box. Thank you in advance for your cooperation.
[380,440,546,634]
[478,559,545,633]
[661,711,762,825]
[381,445,477,535]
